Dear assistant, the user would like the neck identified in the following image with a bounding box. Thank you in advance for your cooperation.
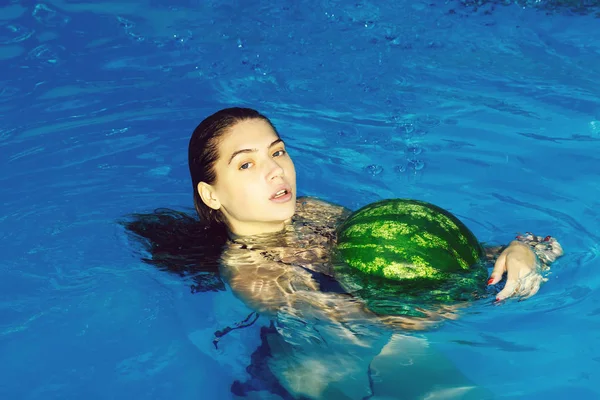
[227,219,291,239]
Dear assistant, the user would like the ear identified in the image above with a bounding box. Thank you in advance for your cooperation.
[197,182,221,210]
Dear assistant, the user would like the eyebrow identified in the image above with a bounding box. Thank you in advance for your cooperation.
[228,139,284,165]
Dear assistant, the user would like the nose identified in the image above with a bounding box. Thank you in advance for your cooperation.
[266,158,284,181]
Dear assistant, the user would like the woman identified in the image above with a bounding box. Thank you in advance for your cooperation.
[187,107,562,398]
[190,107,561,307]
[125,107,563,399]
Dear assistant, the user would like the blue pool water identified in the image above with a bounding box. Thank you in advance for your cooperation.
[1,1,600,399]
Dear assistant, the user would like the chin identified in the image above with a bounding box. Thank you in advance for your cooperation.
[265,195,296,220]
[279,199,297,220]
[282,204,296,220]
[288,195,298,214]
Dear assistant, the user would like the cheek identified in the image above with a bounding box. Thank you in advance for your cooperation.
[289,160,297,182]
[284,157,296,175]
[217,172,252,201]
[232,177,262,201]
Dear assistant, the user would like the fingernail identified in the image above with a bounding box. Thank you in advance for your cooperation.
[487,278,494,285]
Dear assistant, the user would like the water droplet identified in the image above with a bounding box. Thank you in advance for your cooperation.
[406,146,422,155]
[365,164,384,176]
[116,16,135,30]
[394,164,407,173]
[401,122,415,135]
[409,159,425,171]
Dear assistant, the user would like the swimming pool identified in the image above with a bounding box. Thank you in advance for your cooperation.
[2,0,600,398]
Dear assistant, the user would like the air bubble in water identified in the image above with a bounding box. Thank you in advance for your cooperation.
[399,122,415,135]
[408,159,425,171]
[33,4,70,27]
[117,16,134,30]
[365,164,384,176]
[388,111,405,124]
[406,146,422,155]
[394,164,407,173]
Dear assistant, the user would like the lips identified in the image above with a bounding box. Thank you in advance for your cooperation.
[269,184,293,201]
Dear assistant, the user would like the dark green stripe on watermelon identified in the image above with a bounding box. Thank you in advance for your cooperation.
[333,199,487,317]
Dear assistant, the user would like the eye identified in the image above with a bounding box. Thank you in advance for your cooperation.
[272,149,286,157]
[239,161,254,170]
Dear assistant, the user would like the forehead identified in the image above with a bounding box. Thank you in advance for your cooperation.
[219,119,279,150]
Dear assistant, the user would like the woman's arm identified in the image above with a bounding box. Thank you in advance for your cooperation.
[221,245,449,333]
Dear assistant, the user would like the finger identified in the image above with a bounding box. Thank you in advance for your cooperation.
[515,270,541,299]
[496,279,519,301]
[489,251,508,285]
[505,247,539,284]
[553,241,564,257]
[519,275,542,300]
[512,275,533,299]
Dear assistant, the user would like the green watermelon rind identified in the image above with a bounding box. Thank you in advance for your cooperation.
[333,199,488,317]
[336,199,483,280]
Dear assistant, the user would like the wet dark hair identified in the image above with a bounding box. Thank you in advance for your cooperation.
[120,107,278,293]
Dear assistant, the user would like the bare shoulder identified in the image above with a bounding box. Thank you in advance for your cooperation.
[295,196,352,225]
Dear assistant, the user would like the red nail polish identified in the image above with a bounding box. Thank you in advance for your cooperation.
[487,278,494,285]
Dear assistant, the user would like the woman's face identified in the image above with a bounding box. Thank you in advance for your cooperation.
[199,118,297,236]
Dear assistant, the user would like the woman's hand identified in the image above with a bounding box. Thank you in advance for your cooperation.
[487,241,542,301]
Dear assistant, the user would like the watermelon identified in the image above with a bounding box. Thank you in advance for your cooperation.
[333,199,488,317]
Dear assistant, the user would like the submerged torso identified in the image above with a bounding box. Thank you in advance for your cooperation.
[219,197,352,315]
